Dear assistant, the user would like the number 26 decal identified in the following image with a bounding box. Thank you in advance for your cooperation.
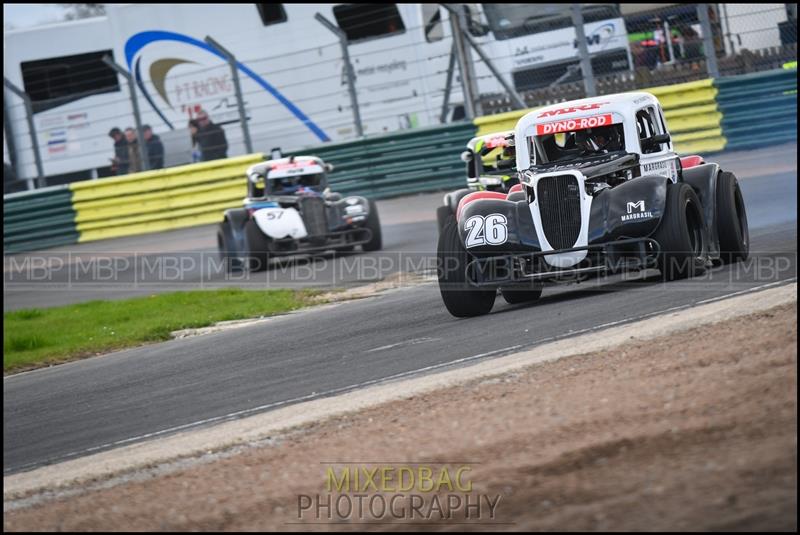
[464,214,508,248]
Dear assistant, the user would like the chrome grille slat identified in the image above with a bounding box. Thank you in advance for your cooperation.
[299,197,327,236]
[537,175,581,250]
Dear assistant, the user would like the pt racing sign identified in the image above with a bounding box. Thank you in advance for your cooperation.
[536,114,614,135]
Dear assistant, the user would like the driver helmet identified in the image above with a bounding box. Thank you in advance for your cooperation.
[575,125,621,154]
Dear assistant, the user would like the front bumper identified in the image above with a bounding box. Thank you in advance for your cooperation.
[267,227,372,255]
[465,237,660,287]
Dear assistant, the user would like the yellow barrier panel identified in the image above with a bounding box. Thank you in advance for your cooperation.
[70,153,263,243]
[474,79,723,154]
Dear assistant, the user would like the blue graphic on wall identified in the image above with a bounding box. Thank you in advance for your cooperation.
[124,30,330,142]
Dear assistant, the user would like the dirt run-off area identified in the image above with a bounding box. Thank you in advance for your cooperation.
[4,302,797,531]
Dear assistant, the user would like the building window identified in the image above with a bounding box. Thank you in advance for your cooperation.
[422,4,443,43]
[333,4,406,43]
[255,4,287,26]
[20,50,120,113]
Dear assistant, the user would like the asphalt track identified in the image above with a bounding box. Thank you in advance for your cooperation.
[3,145,797,475]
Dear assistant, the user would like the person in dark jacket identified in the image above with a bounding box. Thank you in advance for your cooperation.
[142,124,165,169]
[108,127,129,175]
[194,110,228,161]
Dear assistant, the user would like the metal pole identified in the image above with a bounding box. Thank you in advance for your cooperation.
[571,4,597,97]
[204,36,253,153]
[440,42,457,123]
[697,3,720,78]
[4,78,41,190]
[462,32,526,109]
[102,56,149,171]
[444,4,480,119]
[315,13,364,138]
[664,19,676,63]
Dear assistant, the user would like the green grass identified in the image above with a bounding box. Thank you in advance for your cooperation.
[3,289,321,373]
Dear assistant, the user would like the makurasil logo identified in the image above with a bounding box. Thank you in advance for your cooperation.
[621,200,654,222]
[536,114,614,135]
[537,102,610,118]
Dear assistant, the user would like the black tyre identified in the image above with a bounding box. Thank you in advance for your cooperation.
[362,199,383,252]
[652,182,708,281]
[217,221,244,272]
[244,219,271,271]
[716,171,749,264]
[437,204,454,233]
[500,285,543,304]
[437,218,496,317]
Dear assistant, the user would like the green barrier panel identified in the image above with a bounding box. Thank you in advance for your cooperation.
[718,68,798,152]
[289,121,476,199]
[3,186,79,254]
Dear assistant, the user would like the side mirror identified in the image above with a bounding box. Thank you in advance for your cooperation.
[325,163,335,173]
[460,150,474,162]
[645,133,671,148]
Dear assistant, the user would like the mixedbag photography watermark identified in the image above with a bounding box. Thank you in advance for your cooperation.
[294,462,504,524]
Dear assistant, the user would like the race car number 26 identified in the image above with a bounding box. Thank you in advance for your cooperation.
[464,214,508,247]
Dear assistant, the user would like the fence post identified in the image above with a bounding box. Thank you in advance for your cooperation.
[571,4,597,97]
[315,13,364,138]
[102,56,149,171]
[445,4,481,119]
[440,42,458,123]
[3,79,42,190]
[697,3,720,79]
[204,36,253,154]
[461,32,527,109]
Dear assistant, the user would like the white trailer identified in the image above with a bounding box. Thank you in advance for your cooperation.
[3,3,632,183]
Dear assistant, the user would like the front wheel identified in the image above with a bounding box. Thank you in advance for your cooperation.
[362,199,383,252]
[652,182,708,281]
[438,218,496,317]
[218,221,243,272]
[437,204,454,234]
[716,171,749,264]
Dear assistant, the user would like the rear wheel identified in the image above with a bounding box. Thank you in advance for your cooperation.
[437,204,453,233]
[362,199,383,252]
[716,171,749,264]
[501,285,542,304]
[653,182,707,281]
[438,218,496,317]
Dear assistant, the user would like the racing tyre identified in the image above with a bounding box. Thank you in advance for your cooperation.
[716,171,749,264]
[438,217,496,317]
[653,182,707,281]
[437,204,454,233]
[362,199,383,252]
[217,221,244,272]
[244,219,271,271]
[500,285,543,304]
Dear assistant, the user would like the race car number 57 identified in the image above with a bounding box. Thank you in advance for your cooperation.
[464,214,508,247]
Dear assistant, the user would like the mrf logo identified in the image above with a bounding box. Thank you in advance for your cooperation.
[538,102,609,118]
[622,200,654,222]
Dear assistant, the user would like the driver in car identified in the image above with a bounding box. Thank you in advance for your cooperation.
[575,125,623,156]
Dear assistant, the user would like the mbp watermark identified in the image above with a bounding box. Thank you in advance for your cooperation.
[294,462,505,525]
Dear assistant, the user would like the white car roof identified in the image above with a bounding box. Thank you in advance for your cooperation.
[515,92,661,170]
[246,156,326,181]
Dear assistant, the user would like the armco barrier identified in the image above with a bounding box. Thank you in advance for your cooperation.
[70,154,263,243]
[288,121,476,199]
[474,78,726,155]
[4,185,78,253]
[717,68,798,152]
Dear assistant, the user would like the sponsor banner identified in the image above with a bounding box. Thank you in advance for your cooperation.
[535,114,614,135]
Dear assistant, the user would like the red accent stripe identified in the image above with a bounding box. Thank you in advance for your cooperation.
[456,191,507,221]
[507,184,523,195]
[680,155,705,169]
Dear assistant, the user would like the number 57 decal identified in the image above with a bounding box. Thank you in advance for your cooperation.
[464,214,508,248]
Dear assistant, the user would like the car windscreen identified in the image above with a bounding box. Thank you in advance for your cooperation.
[267,173,325,195]
[531,122,626,164]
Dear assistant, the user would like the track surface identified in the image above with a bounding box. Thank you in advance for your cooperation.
[3,146,797,474]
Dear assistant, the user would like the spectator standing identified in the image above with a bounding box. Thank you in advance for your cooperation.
[194,110,228,161]
[188,119,202,163]
[125,127,143,174]
[142,124,165,169]
[108,127,129,175]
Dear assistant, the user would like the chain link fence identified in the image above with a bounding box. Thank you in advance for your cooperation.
[3,3,797,193]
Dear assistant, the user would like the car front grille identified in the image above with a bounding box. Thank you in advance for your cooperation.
[536,175,582,250]
[299,197,328,236]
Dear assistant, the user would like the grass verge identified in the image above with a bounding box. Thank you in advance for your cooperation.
[4,288,321,373]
